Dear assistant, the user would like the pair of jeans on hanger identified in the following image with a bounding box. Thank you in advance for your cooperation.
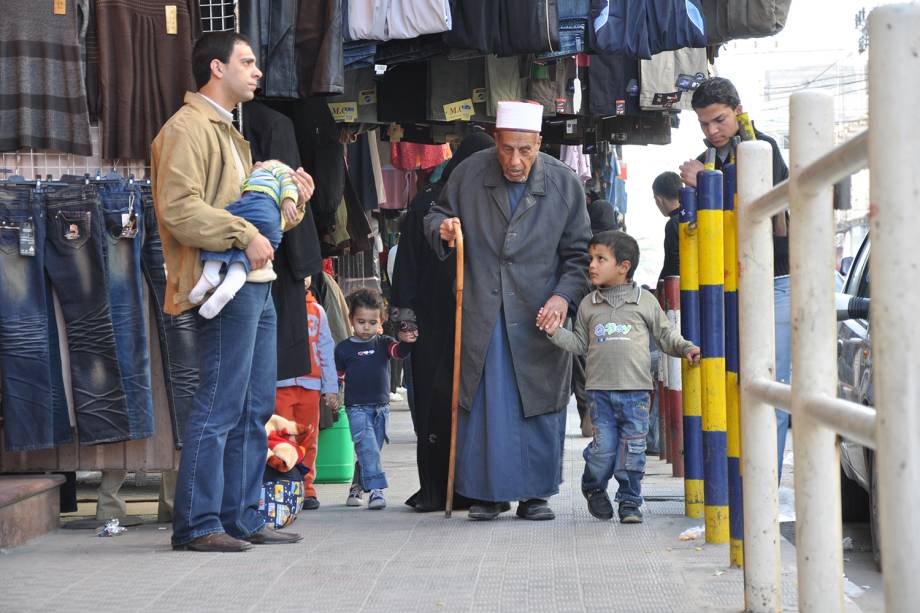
[96,181,155,440]
[0,186,71,450]
[138,188,198,448]
[43,185,131,444]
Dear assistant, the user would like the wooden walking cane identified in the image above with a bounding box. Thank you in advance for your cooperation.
[445,220,464,518]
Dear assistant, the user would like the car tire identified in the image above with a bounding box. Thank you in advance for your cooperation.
[840,467,870,522]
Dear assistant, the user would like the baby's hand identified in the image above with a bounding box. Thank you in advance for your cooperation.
[398,329,419,343]
[282,198,298,224]
[686,347,701,366]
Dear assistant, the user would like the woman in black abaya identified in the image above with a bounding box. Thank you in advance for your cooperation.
[391,131,494,512]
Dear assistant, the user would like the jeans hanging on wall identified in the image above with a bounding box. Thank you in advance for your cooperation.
[44,186,131,444]
[0,186,72,450]
[99,184,155,440]
[140,189,199,448]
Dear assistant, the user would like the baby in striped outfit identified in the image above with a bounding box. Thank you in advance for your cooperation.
[189,160,300,318]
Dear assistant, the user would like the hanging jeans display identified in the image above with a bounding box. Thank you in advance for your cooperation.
[98,184,155,440]
[0,187,71,450]
[140,189,199,449]
[43,186,131,445]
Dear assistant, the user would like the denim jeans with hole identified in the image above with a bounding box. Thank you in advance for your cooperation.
[99,184,154,439]
[140,189,199,448]
[44,186,130,444]
[171,282,277,546]
[582,390,651,506]
[346,403,389,491]
[0,187,71,450]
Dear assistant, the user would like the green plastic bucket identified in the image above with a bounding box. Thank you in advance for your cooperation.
[314,408,355,484]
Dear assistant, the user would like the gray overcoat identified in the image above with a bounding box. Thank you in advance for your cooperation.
[424,148,591,417]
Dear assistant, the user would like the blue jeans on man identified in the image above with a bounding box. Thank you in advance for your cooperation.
[582,390,651,506]
[171,281,277,546]
[346,404,389,491]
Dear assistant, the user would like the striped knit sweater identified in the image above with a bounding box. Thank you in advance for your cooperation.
[0,0,92,155]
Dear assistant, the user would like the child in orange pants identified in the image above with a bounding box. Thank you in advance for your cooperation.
[275,277,339,509]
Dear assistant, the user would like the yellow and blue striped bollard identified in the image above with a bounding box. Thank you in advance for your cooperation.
[697,170,729,544]
[679,187,704,519]
[723,163,743,566]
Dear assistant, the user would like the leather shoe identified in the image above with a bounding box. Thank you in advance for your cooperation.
[583,488,614,520]
[173,532,252,552]
[244,527,304,545]
[468,501,511,521]
[516,499,555,520]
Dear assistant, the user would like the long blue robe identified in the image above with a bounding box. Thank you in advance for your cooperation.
[454,181,567,503]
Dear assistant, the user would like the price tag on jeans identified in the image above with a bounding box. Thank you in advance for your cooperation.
[328,101,358,123]
[165,5,178,35]
[19,221,35,256]
[54,0,66,15]
[120,213,138,239]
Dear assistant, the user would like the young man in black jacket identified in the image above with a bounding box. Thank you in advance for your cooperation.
[678,77,793,478]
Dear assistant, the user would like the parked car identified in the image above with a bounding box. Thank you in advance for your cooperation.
[835,234,879,568]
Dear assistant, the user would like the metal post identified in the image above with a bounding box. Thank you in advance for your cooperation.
[789,90,842,612]
[679,187,704,518]
[657,279,670,462]
[737,141,781,612]
[868,6,920,611]
[664,276,684,477]
[697,170,728,544]
[723,162,743,568]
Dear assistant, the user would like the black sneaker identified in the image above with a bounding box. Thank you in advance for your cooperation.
[582,489,614,520]
[618,502,643,524]
[302,496,320,510]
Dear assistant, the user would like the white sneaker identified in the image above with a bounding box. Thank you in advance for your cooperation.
[346,484,363,507]
[389,392,403,402]
[368,489,386,510]
[396,386,407,395]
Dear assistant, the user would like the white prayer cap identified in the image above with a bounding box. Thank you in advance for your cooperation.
[495,101,543,133]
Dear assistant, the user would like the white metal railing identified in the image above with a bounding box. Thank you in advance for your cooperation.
[735,5,920,612]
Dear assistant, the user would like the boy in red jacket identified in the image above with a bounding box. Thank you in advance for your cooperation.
[275,276,339,509]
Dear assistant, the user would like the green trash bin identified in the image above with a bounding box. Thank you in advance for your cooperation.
[314,407,355,484]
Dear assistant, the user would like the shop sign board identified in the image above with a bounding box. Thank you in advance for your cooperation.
[328,102,358,123]
[444,98,475,121]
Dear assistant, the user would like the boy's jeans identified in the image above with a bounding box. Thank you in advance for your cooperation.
[346,404,389,491]
[582,390,651,506]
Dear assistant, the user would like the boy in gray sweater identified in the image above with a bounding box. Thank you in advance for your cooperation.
[541,231,700,523]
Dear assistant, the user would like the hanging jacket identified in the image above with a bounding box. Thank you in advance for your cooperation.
[240,0,344,99]
[445,0,560,56]
[700,0,791,44]
[589,0,706,59]
[243,101,325,380]
[266,98,346,236]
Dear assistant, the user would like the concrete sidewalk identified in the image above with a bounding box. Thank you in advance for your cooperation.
[1,400,806,612]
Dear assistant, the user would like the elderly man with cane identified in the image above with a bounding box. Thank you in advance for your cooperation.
[425,101,591,521]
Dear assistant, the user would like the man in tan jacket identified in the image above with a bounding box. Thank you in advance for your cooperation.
[152,31,314,553]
